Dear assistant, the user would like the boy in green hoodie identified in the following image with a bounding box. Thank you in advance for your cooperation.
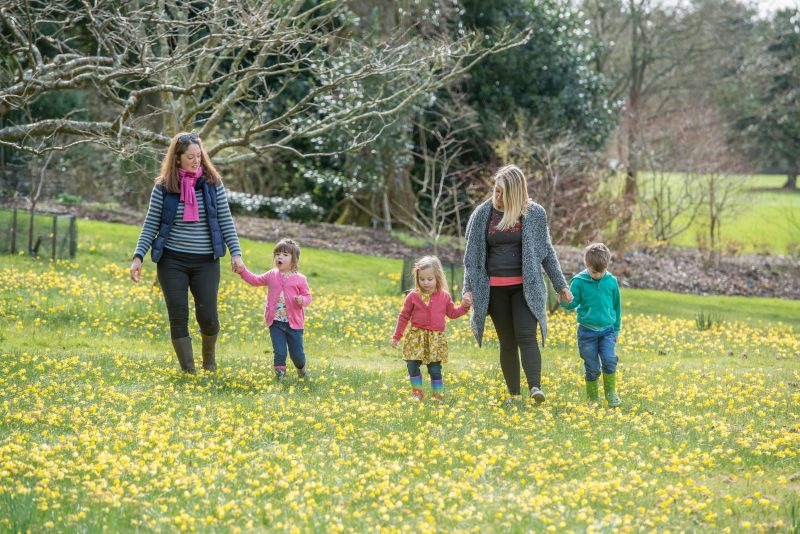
[560,243,622,406]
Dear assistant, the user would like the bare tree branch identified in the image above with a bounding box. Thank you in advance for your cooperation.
[0,0,526,165]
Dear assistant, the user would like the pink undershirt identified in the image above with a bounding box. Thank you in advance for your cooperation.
[490,276,524,287]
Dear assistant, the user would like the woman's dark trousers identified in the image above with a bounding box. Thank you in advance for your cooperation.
[488,284,541,395]
[157,249,220,373]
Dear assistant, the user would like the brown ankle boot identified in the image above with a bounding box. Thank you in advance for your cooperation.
[171,336,196,374]
[201,333,217,371]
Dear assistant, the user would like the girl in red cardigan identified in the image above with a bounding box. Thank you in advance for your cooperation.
[392,256,472,401]
[239,239,312,379]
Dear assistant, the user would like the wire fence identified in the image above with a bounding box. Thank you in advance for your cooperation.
[0,208,77,259]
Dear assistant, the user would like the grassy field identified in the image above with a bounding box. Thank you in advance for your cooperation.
[637,173,800,256]
[1,219,799,532]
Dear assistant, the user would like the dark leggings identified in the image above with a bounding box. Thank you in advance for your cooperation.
[157,248,220,339]
[488,284,541,395]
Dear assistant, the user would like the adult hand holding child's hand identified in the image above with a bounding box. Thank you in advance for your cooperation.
[558,287,573,304]
[231,255,245,274]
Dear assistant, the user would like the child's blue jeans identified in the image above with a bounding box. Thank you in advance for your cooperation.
[269,321,306,369]
[577,325,618,381]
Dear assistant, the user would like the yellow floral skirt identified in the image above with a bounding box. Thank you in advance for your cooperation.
[403,327,448,364]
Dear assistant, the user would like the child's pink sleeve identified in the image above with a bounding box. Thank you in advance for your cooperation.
[445,294,470,319]
[392,293,415,341]
[298,276,312,307]
[239,267,271,286]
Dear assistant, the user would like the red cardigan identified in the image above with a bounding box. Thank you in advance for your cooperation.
[392,290,470,341]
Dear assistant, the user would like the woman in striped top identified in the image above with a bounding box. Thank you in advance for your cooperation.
[130,132,244,374]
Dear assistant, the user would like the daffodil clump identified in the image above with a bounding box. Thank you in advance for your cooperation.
[0,248,798,532]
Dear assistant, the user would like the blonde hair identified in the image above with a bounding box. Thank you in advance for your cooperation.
[156,132,222,193]
[274,238,301,272]
[584,242,611,273]
[492,164,530,230]
[413,256,449,295]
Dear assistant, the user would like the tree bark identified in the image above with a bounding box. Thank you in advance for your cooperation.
[783,159,798,190]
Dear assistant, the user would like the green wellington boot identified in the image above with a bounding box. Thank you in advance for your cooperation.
[602,372,621,407]
[171,336,196,374]
[585,379,599,404]
[201,333,217,372]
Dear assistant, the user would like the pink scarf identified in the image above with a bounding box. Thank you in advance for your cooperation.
[178,165,204,222]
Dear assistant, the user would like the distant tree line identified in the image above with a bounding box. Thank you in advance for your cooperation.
[1,0,796,254]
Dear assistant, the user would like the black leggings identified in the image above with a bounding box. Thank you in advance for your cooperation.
[488,284,541,395]
[157,249,220,339]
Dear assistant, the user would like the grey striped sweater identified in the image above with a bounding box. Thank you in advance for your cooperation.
[133,184,242,260]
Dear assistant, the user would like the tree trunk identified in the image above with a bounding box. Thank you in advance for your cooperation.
[28,202,36,255]
[613,109,640,251]
[624,164,638,203]
[382,191,392,231]
[783,159,798,190]
[614,0,644,251]
[27,151,53,255]
[707,175,719,266]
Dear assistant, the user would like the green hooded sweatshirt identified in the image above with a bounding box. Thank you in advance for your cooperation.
[560,270,621,331]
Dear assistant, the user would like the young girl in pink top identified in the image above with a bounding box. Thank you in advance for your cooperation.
[239,239,312,379]
[392,256,472,401]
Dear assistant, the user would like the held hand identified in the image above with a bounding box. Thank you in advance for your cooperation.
[130,257,142,282]
[461,293,473,307]
[294,295,304,305]
[391,339,399,349]
[558,287,573,304]
[231,255,245,274]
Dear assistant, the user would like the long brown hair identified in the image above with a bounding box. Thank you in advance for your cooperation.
[156,132,222,193]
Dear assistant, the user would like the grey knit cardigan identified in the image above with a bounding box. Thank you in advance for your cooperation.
[462,199,568,347]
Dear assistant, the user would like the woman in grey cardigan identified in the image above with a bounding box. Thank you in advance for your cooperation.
[462,165,573,402]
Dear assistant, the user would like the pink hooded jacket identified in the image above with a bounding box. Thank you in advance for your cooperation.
[392,290,469,341]
[240,268,312,330]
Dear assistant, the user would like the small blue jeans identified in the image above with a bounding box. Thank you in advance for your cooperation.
[577,325,618,381]
[269,321,306,369]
